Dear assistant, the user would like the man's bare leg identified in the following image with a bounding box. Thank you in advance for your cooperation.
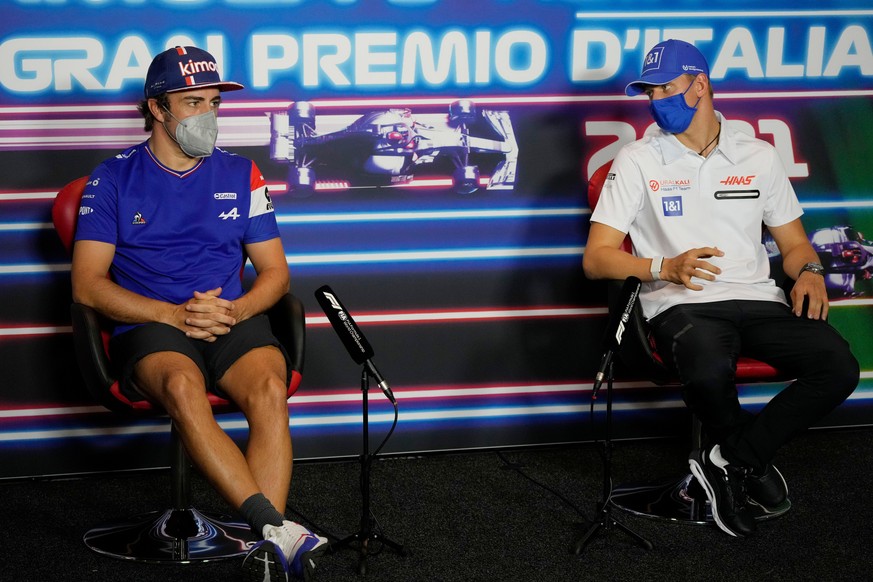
[132,351,262,509]
[218,345,293,511]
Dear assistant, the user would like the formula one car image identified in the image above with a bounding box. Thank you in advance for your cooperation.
[809,225,873,296]
[268,100,518,195]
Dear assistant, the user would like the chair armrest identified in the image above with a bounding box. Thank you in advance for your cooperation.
[69,303,134,414]
[266,293,306,376]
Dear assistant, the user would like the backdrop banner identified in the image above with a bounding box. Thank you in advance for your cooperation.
[1,0,871,477]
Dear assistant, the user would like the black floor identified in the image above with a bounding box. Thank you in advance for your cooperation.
[3,428,871,581]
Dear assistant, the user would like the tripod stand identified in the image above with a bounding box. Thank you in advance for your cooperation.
[573,360,653,554]
[330,368,405,575]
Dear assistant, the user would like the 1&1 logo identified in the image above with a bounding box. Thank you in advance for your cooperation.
[661,196,683,217]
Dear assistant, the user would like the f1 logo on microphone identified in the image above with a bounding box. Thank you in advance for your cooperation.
[323,292,349,320]
[614,286,639,346]
[614,320,626,345]
[324,292,342,310]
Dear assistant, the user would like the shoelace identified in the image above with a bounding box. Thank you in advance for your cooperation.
[726,466,750,509]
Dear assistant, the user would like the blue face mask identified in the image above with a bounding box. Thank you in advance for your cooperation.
[648,79,701,134]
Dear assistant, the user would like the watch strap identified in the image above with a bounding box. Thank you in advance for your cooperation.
[799,262,825,277]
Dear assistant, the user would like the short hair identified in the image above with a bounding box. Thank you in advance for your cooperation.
[137,93,170,132]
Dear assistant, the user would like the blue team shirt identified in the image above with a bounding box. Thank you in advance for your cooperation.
[75,141,281,334]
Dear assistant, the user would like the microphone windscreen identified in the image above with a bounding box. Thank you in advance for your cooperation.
[603,276,642,351]
[315,285,374,365]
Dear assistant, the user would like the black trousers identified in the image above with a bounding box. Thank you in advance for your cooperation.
[649,300,859,471]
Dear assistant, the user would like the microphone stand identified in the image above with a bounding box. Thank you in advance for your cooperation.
[573,359,653,554]
[329,367,405,575]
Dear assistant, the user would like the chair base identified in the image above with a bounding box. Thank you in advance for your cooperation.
[84,507,256,563]
[610,473,791,524]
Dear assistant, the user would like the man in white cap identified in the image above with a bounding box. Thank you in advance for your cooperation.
[72,46,326,580]
[583,39,858,538]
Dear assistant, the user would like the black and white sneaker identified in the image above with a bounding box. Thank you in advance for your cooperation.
[689,445,756,537]
[746,464,788,512]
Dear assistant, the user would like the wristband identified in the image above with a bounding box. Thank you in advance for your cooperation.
[650,256,664,281]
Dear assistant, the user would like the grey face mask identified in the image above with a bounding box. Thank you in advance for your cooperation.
[162,107,218,158]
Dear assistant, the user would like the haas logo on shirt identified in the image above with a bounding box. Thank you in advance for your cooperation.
[720,175,756,186]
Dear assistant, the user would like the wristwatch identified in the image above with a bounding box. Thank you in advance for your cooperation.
[650,256,664,281]
[799,262,825,277]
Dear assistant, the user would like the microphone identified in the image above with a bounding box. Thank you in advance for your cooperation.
[592,276,642,398]
[314,285,396,404]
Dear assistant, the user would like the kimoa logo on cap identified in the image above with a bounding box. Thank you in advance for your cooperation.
[178,59,218,77]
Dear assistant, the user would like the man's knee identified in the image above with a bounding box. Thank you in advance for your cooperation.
[818,343,860,400]
[234,371,290,415]
[150,369,210,419]
[792,328,860,408]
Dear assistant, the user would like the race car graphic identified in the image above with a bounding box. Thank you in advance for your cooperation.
[268,100,518,195]
[809,225,873,297]
[765,225,873,297]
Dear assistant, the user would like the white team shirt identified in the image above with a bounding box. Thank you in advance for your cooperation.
[590,112,804,319]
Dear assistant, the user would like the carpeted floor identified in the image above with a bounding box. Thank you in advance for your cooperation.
[2,428,871,581]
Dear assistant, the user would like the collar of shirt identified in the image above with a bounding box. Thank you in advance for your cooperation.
[648,110,740,166]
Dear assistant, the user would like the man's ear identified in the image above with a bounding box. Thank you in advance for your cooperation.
[148,98,167,122]
[695,73,710,98]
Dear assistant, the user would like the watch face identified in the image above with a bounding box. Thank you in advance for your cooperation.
[804,262,825,275]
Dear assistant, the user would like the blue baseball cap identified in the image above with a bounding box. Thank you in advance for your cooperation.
[144,46,244,98]
[625,39,709,96]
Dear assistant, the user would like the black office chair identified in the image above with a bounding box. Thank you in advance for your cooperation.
[586,162,792,524]
[53,177,306,561]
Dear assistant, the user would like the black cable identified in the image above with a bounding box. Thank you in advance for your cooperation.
[359,398,400,554]
[289,394,400,544]
[369,399,399,462]
[285,504,339,542]
[494,383,617,524]
[495,449,594,523]
[590,393,613,506]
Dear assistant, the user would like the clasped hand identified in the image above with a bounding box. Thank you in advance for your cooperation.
[177,287,236,342]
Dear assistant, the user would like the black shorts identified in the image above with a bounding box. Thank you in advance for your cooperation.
[108,314,291,403]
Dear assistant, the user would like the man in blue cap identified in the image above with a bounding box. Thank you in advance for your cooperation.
[583,39,858,537]
[72,46,326,580]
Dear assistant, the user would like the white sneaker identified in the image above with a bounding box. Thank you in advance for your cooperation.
[242,520,328,581]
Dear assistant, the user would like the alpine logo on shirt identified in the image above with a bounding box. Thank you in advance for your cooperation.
[219,207,241,220]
